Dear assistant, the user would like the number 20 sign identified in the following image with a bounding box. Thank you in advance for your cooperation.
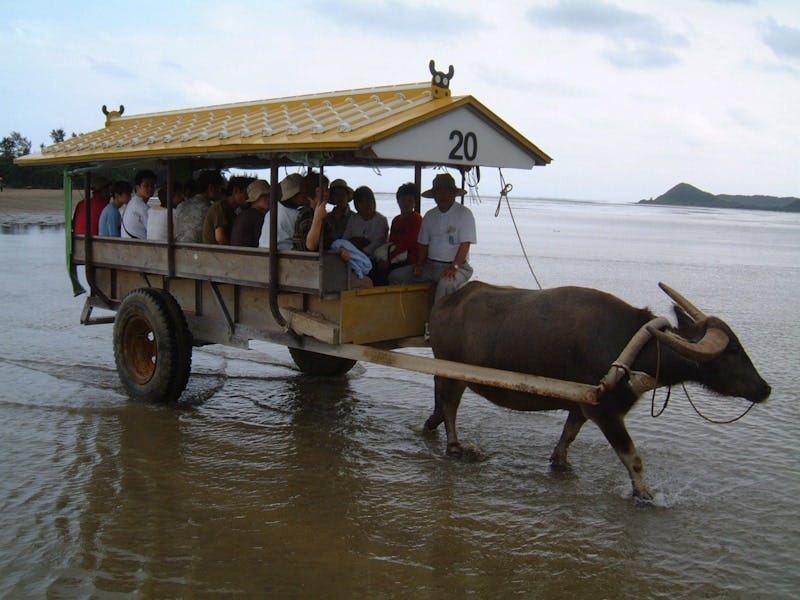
[449,130,478,161]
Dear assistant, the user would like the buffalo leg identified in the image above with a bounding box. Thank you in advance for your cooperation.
[430,376,467,454]
[550,410,587,469]
[590,414,653,500]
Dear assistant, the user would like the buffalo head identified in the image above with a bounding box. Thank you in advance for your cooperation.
[650,283,771,403]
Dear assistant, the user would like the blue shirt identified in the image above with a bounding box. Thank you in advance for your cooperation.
[99,203,122,237]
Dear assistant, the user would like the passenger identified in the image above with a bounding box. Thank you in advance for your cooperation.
[258,172,304,250]
[292,171,329,251]
[155,182,187,209]
[183,178,196,204]
[328,178,354,240]
[73,175,110,235]
[98,180,132,237]
[202,176,251,244]
[342,185,389,257]
[231,179,272,247]
[373,182,422,284]
[147,182,186,241]
[175,170,223,243]
[293,172,372,287]
[388,173,476,300]
[389,182,423,267]
[121,169,156,239]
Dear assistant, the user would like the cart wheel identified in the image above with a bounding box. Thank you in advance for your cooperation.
[288,347,356,376]
[113,288,191,402]
[151,288,193,400]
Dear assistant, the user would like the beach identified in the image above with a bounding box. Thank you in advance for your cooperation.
[0,188,75,228]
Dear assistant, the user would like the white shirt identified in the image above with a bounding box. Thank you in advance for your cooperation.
[342,211,389,257]
[418,202,477,262]
[146,207,170,240]
[259,202,298,250]
[121,194,149,239]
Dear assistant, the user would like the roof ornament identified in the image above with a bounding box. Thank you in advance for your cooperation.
[101,104,125,127]
[429,60,454,99]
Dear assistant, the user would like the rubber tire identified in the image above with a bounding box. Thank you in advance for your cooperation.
[113,288,190,402]
[288,347,356,376]
[150,288,193,400]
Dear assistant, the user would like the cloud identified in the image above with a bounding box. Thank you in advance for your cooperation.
[87,56,136,79]
[603,41,682,68]
[704,0,758,4]
[474,63,587,97]
[727,107,761,129]
[159,59,184,71]
[527,0,688,68]
[310,0,483,35]
[761,18,800,63]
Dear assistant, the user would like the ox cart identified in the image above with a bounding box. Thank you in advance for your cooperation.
[17,64,609,406]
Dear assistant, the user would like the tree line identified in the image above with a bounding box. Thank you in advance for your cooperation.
[1,128,82,189]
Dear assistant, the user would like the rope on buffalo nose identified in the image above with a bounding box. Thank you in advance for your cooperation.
[650,337,671,417]
[495,169,543,290]
[682,383,756,424]
[649,339,756,423]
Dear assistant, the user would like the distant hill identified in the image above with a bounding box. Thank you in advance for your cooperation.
[639,183,800,212]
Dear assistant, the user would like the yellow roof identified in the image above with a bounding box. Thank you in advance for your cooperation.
[16,80,551,169]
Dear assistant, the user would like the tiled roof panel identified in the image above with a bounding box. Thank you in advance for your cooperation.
[16,80,551,167]
[21,83,432,163]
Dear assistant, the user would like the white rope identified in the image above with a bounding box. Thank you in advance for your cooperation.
[465,168,482,206]
[495,169,543,290]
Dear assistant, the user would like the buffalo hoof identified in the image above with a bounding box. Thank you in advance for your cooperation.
[424,414,444,431]
[446,442,463,456]
[446,443,483,462]
[633,488,655,505]
[549,458,572,472]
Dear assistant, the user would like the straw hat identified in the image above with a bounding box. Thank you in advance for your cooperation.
[421,173,466,198]
[280,173,303,200]
[247,179,270,203]
[329,178,354,196]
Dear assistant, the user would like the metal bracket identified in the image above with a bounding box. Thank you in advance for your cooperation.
[80,296,116,325]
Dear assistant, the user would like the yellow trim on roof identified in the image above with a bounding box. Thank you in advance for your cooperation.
[16,80,551,167]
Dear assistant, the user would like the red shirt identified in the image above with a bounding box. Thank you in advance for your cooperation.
[73,193,108,235]
[389,211,422,266]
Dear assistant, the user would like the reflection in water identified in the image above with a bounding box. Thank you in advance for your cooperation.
[53,375,376,596]
[1,223,65,234]
[0,222,64,234]
[0,204,798,597]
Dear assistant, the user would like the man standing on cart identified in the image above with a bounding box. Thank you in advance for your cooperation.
[389,173,475,300]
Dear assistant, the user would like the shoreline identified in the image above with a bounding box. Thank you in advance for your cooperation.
[0,188,77,228]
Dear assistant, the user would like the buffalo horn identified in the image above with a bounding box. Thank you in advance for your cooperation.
[658,282,707,321]
[651,326,730,362]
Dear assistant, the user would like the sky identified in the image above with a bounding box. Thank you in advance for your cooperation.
[1,0,798,202]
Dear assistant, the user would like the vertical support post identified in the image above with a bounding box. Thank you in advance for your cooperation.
[318,165,326,293]
[414,163,422,214]
[268,157,287,327]
[165,162,175,281]
[84,173,95,293]
[83,171,112,307]
[65,170,85,296]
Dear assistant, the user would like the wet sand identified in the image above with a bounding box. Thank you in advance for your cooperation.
[0,188,77,228]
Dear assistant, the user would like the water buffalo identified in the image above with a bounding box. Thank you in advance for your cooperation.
[426,281,771,500]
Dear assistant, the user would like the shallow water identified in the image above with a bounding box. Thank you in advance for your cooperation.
[0,198,798,597]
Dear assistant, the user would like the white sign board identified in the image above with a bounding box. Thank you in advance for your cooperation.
[370,106,537,169]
